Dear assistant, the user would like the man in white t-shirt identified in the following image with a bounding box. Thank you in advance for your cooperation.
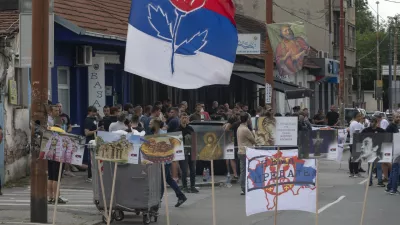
[348,112,364,177]
[373,111,389,129]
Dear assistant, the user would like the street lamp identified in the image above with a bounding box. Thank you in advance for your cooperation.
[19,0,53,13]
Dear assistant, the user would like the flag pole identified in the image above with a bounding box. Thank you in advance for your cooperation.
[274,147,280,225]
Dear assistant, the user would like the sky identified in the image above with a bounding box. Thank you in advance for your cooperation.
[367,0,399,23]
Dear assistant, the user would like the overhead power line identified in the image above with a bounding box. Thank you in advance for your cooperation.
[367,3,386,22]
[273,2,330,32]
[383,0,400,3]
[358,33,390,61]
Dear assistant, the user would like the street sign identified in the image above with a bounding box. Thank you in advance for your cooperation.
[265,83,272,104]
[375,80,383,100]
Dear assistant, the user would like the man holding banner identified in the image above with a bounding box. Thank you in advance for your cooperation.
[361,116,386,187]
[237,112,256,195]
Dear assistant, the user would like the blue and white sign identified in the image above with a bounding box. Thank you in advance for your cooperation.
[237,34,261,55]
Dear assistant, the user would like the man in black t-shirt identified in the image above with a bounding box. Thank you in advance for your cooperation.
[84,106,99,182]
[313,109,326,125]
[326,105,340,126]
[102,106,119,131]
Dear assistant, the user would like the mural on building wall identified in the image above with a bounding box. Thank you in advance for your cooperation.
[266,22,310,79]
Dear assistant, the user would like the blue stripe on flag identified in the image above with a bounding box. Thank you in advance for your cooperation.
[129,0,238,63]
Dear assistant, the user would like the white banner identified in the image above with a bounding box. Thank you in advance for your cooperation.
[88,57,106,116]
[254,117,298,146]
[246,148,316,216]
[275,117,298,146]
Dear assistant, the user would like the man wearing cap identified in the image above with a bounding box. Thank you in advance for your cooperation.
[373,111,389,129]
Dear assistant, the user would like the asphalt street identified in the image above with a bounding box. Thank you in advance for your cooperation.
[0,150,398,225]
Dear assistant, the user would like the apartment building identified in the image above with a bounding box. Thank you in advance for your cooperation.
[234,0,357,114]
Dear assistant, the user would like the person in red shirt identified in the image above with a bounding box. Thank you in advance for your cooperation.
[200,102,211,120]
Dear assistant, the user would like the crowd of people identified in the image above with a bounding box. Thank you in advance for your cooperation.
[348,111,400,195]
[29,98,400,206]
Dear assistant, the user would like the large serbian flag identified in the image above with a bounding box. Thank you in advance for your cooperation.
[125,0,238,89]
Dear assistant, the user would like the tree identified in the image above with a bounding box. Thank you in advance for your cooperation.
[355,0,390,91]
[355,0,376,33]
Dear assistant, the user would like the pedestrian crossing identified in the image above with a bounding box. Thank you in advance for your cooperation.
[0,186,199,209]
[0,187,96,208]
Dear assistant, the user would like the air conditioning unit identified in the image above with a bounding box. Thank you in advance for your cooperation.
[76,46,93,66]
[318,50,330,58]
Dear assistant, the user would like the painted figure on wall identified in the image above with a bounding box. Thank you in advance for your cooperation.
[267,22,310,78]
[275,24,309,76]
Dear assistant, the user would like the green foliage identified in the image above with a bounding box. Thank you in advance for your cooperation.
[355,0,376,33]
[355,0,393,91]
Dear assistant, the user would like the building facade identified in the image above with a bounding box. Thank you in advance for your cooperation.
[234,0,357,114]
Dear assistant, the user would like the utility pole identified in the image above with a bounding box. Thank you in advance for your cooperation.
[329,0,332,58]
[376,1,381,111]
[30,0,49,222]
[339,0,345,126]
[357,60,362,108]
[389,25,393,112]
[265,0,275,110]
[394,17,398,109]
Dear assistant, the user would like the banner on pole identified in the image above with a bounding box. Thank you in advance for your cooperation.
[191,124,235,161]
[140,132,185,163]
[298,130,338,159]
[352,133,393,163]
[255,116,298,146]
[39,131,85,166]
[266,22,310,78]
[245,148,316,216]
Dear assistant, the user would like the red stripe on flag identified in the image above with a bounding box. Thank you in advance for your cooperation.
[204,0,236,26]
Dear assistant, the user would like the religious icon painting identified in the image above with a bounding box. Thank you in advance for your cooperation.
[190,124,235,161]
[266,22,310,78]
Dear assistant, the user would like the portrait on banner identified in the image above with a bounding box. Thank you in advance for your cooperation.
[352,133,393,163]
[266,22,310,78]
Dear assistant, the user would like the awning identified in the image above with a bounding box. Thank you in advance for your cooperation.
[303,61,321,69]
[94,51,121,64]
[233,72,314,99]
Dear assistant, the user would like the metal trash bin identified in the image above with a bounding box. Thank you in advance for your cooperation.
[89,142,161,224]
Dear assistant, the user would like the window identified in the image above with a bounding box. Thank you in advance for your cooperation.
[347,0,354,8]
[14,68,29,107]
[348,25,355,49]
[333,22,339,46]
[57,67,70,115]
